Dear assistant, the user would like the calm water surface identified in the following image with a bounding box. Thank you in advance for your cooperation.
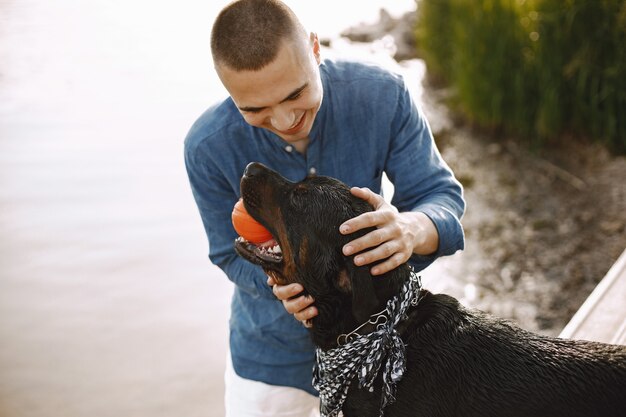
[0,1,445,416]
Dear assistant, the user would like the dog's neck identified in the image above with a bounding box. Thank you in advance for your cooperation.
[309,264,411,350]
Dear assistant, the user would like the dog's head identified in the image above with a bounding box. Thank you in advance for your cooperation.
[235,162,407,346]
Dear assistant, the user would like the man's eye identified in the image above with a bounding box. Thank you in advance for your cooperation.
[288,91,303,101]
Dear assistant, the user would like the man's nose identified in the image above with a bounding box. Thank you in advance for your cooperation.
[270,107,295,131]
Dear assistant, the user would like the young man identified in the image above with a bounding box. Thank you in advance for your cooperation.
[184,1,465,415]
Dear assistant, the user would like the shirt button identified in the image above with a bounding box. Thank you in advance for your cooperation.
[285,145,294,152]
[309,167,317,175]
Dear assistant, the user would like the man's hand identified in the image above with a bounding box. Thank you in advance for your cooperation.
[339,187,439,276]
[267,276,318,327]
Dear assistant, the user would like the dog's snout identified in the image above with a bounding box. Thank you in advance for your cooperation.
[241,162,294,194]
[243,162,266,179]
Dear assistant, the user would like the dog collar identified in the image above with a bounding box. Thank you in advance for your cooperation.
[336,307,390,346]
[313,270,422,417]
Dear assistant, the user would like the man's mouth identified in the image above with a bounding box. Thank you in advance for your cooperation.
[279,112,306,135]
[235,236,283,263]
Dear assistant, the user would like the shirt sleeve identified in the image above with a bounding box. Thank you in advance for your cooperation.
[184,138,275,299]
[385,79,466,271]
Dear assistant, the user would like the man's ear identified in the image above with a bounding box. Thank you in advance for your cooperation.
[344,258,379,324]
[310,32,321,65]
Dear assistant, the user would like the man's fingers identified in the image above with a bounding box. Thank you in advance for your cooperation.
[370,252,407,276]
[353,241,402,266]
[340,194,395,236]
[269,280,318,322]
[284,295,316,316]
[272,282,304,301]
[346,210,378,228]
[339,188,384,235]
[294,305,318,322]
[343,226,390,256]
[349,187,385,208]
[340,210,386,236]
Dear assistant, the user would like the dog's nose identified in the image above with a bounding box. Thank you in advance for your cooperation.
[243,162,265,179]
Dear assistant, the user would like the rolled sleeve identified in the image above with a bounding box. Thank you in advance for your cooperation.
[385,79,465,271]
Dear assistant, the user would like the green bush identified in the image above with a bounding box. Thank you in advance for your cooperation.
[415,0,626,152]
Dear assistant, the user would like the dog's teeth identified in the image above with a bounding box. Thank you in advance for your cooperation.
[269,245,281,254]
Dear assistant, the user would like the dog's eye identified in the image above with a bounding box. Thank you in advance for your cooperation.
[289,185,308,208]
[294,185,307,195]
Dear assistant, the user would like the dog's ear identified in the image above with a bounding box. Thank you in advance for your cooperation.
[344,260,379,324]
[339,196,379,323]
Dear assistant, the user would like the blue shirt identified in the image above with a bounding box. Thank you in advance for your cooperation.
[184,59,465,395]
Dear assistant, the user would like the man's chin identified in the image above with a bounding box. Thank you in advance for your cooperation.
[275,130,310,143]
[273,113,316,142]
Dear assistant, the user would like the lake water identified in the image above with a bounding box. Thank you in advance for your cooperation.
[0,1,456,416]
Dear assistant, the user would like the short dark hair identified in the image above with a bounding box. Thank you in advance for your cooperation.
[211,0,303,71]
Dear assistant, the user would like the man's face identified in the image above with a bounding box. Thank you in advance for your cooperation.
[216,33,323,146]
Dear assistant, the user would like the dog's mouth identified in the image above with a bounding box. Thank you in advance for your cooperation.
[234,236,283,264]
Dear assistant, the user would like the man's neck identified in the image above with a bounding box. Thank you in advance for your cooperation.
[292,137,309,154]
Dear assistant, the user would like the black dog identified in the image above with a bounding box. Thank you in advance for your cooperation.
[235,162,626,417]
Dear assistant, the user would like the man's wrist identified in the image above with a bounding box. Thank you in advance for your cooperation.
[411,211,439,256]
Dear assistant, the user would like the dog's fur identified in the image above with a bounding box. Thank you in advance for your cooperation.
[235,162,626,417]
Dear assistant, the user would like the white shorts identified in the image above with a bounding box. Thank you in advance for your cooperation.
[224,354,320,417]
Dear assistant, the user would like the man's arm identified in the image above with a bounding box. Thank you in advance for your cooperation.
[270,73,465,319]
[185,136,275,298]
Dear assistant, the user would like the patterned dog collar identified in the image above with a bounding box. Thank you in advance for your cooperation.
[313,271,422,417]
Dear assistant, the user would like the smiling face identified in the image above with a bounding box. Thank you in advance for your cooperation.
[216,33,323,151]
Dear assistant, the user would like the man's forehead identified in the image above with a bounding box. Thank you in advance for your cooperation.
[216,39,314,106]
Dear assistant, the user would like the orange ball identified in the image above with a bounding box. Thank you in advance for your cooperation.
[231,199,273,243]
